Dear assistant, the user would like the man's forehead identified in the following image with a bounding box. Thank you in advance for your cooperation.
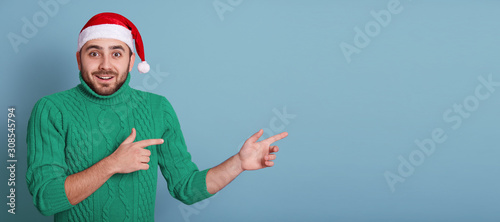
[82,38,130,50]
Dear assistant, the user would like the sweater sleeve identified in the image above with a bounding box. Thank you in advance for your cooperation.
[157,97,214,205]
[26,98,73,216]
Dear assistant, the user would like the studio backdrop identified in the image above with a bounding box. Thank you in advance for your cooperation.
[1,0,500,221]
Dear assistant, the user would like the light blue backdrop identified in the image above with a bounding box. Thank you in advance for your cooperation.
[1,0,500,221]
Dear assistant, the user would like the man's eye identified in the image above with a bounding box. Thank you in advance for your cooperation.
[113,52,121,57]
[89,52,98,57]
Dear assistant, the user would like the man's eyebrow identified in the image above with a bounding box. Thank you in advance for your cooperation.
[110,45,126,51]
[84,45,103,51]
[84,45,126,51]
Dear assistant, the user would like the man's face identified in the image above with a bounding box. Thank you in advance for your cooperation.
[77,38,135,96]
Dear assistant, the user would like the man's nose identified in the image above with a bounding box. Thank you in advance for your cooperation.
[98,54,112,70]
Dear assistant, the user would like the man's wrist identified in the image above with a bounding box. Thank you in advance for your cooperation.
[99,156,117,177]
[233,153,245,173]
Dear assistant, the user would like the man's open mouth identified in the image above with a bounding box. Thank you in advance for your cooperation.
[95,75,114,80]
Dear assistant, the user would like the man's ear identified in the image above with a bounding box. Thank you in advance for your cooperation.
[76,51,81,71]
[129,52,135,73]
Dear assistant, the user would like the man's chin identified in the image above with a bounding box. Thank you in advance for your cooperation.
[84,76,126,96]
[96,89,116,96]
[93,86,117,96]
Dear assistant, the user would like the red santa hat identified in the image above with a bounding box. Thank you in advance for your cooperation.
[77,12,150,73]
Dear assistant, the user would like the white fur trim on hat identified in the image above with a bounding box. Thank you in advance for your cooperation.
[137,61,150,74]
[77,24,134,52]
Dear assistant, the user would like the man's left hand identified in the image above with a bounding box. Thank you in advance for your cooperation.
[238,129,288,171]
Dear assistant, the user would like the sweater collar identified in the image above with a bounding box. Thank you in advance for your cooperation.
[76,71,132,105]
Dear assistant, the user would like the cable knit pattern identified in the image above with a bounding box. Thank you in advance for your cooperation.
[26,72,214,222]
[130,91,157,222]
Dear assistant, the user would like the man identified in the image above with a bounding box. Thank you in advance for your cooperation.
[26,12,288,221]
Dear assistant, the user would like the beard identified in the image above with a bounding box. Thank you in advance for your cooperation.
[81,64,130,96]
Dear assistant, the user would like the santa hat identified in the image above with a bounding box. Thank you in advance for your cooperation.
[77,12,150,73]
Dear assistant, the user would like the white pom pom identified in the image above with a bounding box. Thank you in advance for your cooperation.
[138,61,150,74]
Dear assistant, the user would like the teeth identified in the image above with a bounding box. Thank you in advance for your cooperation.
[98,76,112,80]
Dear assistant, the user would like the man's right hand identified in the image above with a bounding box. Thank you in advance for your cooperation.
[65,128,164,205]
[107,128,164,174]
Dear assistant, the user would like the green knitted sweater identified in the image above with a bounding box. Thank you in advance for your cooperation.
[26,72,213,221]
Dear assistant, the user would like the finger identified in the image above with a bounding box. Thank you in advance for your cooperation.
[269,146,279,153]
[135,138,164,148]
[140,163,150,170]
[265,154,276,161]
[140,156,150,163]
[265,161,275,167]
[141,149,151,157]
[121,128,137,145]
[246,129,264,143]
[263,131,288,144]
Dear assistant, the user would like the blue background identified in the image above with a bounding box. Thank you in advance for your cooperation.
[2,0,500,221]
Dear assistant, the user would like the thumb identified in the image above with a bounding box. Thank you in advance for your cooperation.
[121,128,136,145]
[247,129,264,143]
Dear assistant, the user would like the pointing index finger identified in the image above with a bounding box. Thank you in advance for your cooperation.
[263,132,288,144]
[135,138,164,148]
